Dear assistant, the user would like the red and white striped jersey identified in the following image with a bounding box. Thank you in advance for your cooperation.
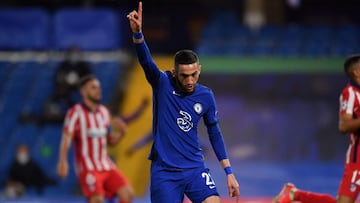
[339,82,360,165]
[63,103,116,173]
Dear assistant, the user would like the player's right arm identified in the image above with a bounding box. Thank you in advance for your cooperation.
[338,88,360,134]
[57,131,73,178]
[127,2,161,86]
[57,107,78,179]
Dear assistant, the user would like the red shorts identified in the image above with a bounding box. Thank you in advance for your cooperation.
[338,164,360,200]
[77,168,129,199]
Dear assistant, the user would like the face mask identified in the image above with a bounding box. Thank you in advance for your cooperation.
[5,186,17,198]
[16,152,29,165]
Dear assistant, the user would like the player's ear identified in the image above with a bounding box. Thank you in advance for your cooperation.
[79,87,86,97]
[198,64,201,74]
[353,67,360,77]
[172,69,176,76]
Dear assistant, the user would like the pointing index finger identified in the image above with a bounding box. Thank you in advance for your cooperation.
[138,2,142,21]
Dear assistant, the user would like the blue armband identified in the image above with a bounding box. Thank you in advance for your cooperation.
[224,166,233,175]
[133,32,143,39]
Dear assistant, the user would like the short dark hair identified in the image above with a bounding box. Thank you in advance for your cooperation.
[344,54,360,78]
[78,74,97,89]
[174,49,199,70]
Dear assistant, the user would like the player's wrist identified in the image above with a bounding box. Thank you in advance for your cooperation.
[133,32,143,39]
[224,166,233,175]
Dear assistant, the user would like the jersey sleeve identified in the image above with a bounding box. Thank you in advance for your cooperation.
[339,87,355,116]
[135,40,162,87]
[203,90,219,126]
[203,89,228,161]
[63,106,79,135]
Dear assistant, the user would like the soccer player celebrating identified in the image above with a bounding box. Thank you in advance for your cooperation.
[56,75,134,203]
[127,2,240,203]
[273,55,360,203]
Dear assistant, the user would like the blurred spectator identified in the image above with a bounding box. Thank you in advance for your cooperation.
[41,45,91,124]
[243,0,265,31]
[3,143,56,198]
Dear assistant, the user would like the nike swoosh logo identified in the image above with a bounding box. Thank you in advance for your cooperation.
[209,185,216,189]
[172,90,181,96]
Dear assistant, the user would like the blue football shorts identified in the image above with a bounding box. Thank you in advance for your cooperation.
[150,162,220,203]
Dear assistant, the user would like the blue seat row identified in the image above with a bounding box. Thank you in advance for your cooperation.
[197,11,360,56]
[0,8,124,50]
[0,60,123,118]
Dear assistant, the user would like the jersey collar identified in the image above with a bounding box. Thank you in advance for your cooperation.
[81,102,100,112]
[349,79,360,90]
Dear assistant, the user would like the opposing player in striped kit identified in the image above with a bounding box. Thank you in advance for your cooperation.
[274,54,360,203]
[57,74,134,203]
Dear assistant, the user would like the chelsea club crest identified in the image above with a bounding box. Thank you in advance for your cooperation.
[194,103,202,114]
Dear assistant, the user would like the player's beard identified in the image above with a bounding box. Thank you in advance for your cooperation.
[88,95,101,104]
[175,77,195,94]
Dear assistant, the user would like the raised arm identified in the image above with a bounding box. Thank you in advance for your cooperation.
[127,2,161,86]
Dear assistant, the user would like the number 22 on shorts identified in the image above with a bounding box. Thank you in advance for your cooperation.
[202,172,216,189]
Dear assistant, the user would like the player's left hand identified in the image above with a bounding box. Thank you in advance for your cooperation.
[127,1,142,34]
[227,174,240,202]
[112,117,127,134]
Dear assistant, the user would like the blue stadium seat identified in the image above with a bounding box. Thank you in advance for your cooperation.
[32,124,79,197]
[29,124,62,179]
[195,43,224,56]
[273,24,304,56]
[54,8,120,50]
[0,8,50,50]
[333,24,360,43]
[0,61,13,94]
[10,123,40,146]
[276,39,302,57]
[21,62,58,116]
[302,41,329,57]
[0,62,40,115]
[329,41,356,57]
[330,24,360,56]
[247,25,281,56]
[301,24,332,57]
[90,61,122,102]
[0,114,17,151]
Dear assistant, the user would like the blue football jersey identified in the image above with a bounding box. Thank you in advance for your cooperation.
[135,41,227,169]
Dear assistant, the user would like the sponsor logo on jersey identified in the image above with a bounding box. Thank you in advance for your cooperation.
[88,128,107,137]
[177,110,193,132]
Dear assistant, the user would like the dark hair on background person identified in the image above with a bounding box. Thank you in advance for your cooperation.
[77,74,97,89]
[344,54,360,78]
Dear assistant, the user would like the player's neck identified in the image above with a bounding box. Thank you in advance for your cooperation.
[83,100,98,112]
